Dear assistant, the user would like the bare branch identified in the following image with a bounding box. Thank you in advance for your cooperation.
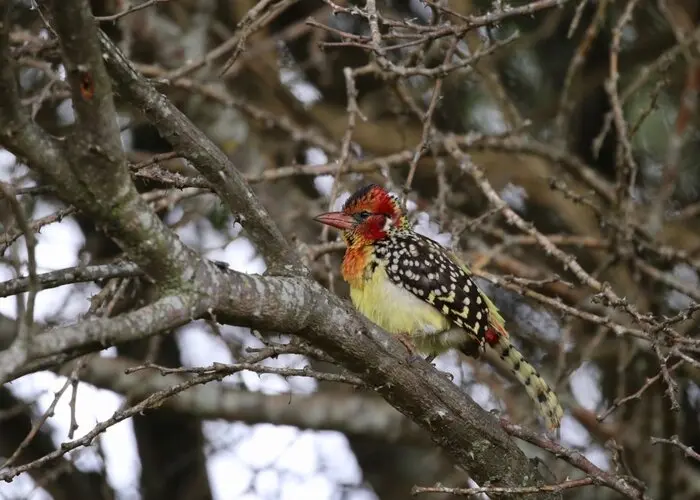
[0,206,77,255]
[0,1,196,286]
[0,289,207,382]
[76,356,429,446]
[0,181,37,379]
[501,420,648,499]
[94,0,169,23]
[97,30,306,276]
[0,266,561,497]
[651,435,700,463]
[412,478,595,497]
[0,261,141,298]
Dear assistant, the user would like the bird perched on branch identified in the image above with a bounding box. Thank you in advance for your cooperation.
[314,184,563,430]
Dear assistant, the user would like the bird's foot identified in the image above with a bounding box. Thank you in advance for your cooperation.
[397,333,421,364]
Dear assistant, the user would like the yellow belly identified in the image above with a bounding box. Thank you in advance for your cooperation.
[349,265,458,353]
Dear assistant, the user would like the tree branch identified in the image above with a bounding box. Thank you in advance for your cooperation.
[0,2,195,287]
[97,29,306,276]
[0,289,209,382]
[0,5,87,207]
[40,0,195,286]
[75,356,429,446]
[0,262,141,298]
[1,265,561,497]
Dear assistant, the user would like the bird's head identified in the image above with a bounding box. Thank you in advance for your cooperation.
[313,184,408,246]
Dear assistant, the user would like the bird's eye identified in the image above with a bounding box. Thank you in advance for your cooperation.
[355,211,371,221]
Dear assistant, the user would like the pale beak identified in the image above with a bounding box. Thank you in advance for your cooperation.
[313,211,355,230]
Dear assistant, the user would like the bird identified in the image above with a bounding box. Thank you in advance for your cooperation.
[313,183,564,430]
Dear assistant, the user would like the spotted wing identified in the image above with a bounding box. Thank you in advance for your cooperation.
[374,232,493,344]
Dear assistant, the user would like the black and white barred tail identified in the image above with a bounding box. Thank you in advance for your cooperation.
[467,335,563,430]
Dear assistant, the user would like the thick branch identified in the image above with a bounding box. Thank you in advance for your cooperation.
[0,3,194,287]
[97,30,306,276]
[0,6,88,207]
[213,272,561,496]
[0,262,141,298]
[1,265,557,496]
[0,250,656,498]
[0,290,208,382]
[47,0,127,178]
[41,0,194,286]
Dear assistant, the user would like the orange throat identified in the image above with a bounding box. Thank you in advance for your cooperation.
[341,244,372,288]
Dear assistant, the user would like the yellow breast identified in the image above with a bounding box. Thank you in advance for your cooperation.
[349,262,451,340]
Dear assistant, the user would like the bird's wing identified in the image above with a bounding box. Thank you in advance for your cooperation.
[375,232,506,345]
[445,248,508,338]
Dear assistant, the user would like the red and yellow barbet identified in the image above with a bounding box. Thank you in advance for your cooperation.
[314,184,564,430]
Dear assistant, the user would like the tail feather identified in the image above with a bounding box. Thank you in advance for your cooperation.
[479,334,563,431]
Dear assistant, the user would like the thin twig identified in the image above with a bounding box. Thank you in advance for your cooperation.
[413,477,595,497]
[651,435,700,463]
[95,0,168,22]
[0,181,38,366]
[501,420,650,499]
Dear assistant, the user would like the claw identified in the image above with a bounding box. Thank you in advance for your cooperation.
[397,333,419,363]
[407,354,424,364]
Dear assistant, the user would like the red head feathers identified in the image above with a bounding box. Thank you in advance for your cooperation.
[313,184,408,245]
